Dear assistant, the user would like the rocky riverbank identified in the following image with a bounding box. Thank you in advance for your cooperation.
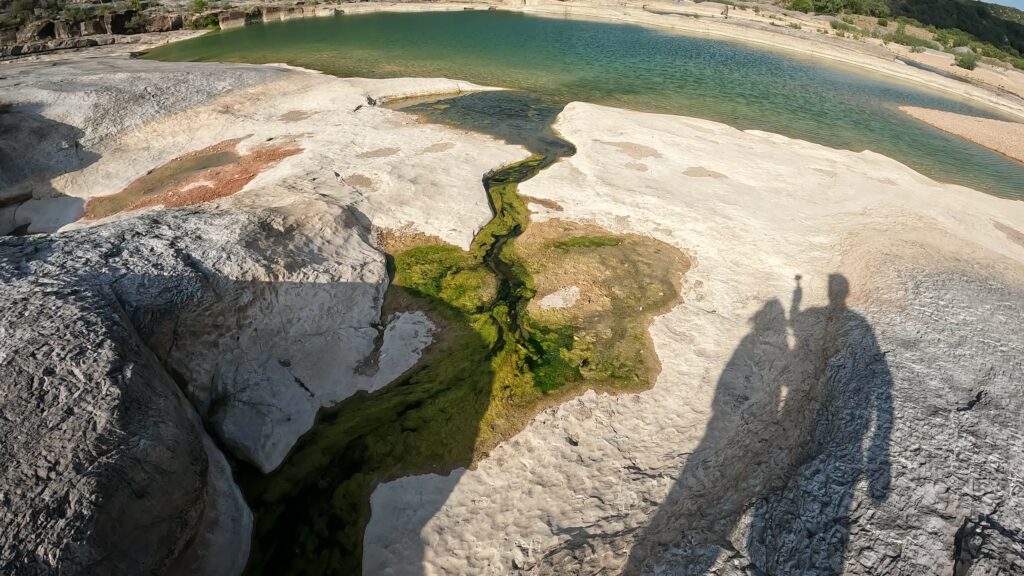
[0,55,525,574]
[2,44,1024,576]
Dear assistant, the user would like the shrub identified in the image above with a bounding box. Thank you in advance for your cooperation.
[789,22,802,29]
[955,51,978,70]
[883,23,940,50]
[830,20,856,32]
[789,0,813,12]
[841,15,854,24]
[61,6,88,21]
[125,12,144,31]
[189,0,208,13]
[188,13,219,28]
[876,17,887,27]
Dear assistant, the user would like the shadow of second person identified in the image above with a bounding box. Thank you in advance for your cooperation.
[625,273,893,575]
[746,273,892,575]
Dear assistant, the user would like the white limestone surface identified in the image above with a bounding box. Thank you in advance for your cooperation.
[363,102,1024,574]
[537,285,581,309]
[0,57,528,473]
[0,58,525,248]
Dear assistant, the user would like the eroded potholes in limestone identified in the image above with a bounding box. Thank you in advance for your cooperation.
[240,91,690,574]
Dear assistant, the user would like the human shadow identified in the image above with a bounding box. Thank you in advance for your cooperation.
[745,274,892,575]
[625,274,893,575]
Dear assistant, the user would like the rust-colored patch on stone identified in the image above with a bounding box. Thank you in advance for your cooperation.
[84,137,302,220]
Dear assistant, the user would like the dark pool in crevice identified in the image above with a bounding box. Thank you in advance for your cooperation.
[240,90,580,576]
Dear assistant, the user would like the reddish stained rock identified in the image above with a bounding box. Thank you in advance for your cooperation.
[84,138,302,220]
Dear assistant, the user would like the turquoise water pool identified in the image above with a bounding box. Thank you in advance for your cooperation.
[146,10,1024,198]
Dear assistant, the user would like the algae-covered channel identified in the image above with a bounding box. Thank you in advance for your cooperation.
[145,10,1024,198]
[145,10,1024,574]
[241,92,686,574]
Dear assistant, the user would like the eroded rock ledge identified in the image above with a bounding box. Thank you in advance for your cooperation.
[0,56,524,574]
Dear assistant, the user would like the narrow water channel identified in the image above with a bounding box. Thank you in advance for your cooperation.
[241,92,575,575]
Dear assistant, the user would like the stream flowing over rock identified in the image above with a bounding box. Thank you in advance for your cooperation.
[2,45,1024,576]
[0,54,526,574]
[364,103,1024,576]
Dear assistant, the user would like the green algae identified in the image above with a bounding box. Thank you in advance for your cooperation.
[552,235,623,250]
[241,94,687,575]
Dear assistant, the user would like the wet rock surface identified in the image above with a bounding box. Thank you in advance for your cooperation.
[366,102,1024,576]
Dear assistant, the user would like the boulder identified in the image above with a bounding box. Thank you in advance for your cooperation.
[103,11,136,35]
[218,8,261,29]
[0,234,250,576]
[16,20,54,43]
[145,13,183,33]
[80,18,106,36]
[54,20,78,39]
[261,5,284,22]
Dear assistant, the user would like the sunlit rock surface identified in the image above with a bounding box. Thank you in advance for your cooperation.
[0,56,526,574]
[365,103,1024,575]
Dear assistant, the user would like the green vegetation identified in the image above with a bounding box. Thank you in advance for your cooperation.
[883,22,941,49]
[242,149,686,574]
[552,235,622,250]
[187,13,218,29]
[786,0,890,16]
[781,0,1024,69]
[125,12,143,31]
[955,49,979,68]
[831,19,858,31]
[189,0,208,13]
[888,0,1024,55]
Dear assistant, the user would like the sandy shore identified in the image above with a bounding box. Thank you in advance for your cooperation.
[900,105,1024,163]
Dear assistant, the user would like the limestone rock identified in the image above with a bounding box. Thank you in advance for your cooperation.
[364,103,1024,575]
[15,20,53,43]
[53,20,78,39]
[79,19,106,36]
[0,242,246,575]
[144,14,183,33]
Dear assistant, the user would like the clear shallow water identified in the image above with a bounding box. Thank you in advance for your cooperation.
[146,10,1024,198]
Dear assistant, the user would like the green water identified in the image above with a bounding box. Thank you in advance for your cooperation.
[146,10,1023,198]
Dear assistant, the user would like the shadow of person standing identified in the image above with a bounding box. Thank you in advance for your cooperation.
[624,299,790,575]
[746,274,893,575]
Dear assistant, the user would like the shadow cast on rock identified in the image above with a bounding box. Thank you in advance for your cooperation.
[625,274,893,576]
[0,103,97,235]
